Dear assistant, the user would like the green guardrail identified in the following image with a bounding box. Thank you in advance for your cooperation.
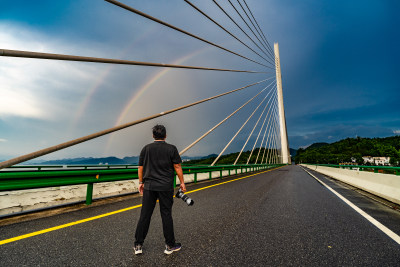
[0,164,284,205]
[3,164,138,171]
[303,163,400,176]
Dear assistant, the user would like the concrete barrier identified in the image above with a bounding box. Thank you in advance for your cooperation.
[0,167,253,216]
[0,180,140,216]
[301,164,400,205]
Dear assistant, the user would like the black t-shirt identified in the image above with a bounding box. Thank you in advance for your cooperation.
[139,141,182,191]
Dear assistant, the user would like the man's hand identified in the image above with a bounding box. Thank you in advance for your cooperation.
[179,183,186,192]
[139,183,144,195]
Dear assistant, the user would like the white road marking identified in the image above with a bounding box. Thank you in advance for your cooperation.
[301,166,400,245]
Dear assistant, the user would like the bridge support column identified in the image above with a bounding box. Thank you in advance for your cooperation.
[274,43,291,164]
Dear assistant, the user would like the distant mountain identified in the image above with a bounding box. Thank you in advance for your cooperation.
[35,154,215,166]
[41,157,126,165]
[0,158,46,165]
[23,159,47,164]
[202,154,218,159]
[290,148,297,157]
[122,156,139,165]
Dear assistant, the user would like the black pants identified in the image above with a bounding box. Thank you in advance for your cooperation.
[135,189,175,247]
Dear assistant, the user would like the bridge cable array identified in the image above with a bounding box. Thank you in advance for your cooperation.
[213,81,282,166]
[256,94,279,164]
[0,0,283,169]
[183,0,274,68]
[242,0,275,57]
[264,97,281,164]
[236,0,275,57]
[227,0,275,60]
[105,0,270,69]
[212,0,274,63]
[236,88,277,165]
[211,80,276,166]
[179,76,275,156]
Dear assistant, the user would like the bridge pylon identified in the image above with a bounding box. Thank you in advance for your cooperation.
[274,43,291,164]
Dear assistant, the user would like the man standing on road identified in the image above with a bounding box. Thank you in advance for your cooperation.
[134,124,186,255]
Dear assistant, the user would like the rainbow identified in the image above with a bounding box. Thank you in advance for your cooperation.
[70,64,114,130]
[69,28,157,131]
[103,47,211,154]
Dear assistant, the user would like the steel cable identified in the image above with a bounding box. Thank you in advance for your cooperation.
[105,0,270,68]
[0,49,266,73]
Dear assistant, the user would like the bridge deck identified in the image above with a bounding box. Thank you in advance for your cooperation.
[1,165,399,266]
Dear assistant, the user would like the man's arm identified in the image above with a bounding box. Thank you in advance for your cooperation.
[173,163,186,192]
[138,166,144,195]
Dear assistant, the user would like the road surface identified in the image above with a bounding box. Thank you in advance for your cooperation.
[0,165,399,266]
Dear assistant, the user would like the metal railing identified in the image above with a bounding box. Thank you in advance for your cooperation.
[1,164,141,171]
[0,164,283,205]
[304,163,400,176]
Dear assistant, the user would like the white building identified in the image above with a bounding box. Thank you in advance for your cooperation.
[362,156,391,166]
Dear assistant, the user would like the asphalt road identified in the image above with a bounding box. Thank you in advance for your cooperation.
[1,165,399,266]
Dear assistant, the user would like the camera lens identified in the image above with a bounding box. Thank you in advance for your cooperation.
[175,189,194,206]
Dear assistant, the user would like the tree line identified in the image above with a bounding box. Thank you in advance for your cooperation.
[294,136,400,166]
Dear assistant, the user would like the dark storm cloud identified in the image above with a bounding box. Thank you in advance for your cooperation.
[277,0,400,148]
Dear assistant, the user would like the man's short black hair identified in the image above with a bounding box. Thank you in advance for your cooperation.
[153,124,166,140]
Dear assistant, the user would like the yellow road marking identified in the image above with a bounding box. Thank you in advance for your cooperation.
[185,166,284,194]
[0,204,142,246]
[0,166,284,246]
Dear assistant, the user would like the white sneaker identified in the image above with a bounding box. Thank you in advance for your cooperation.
[134,244,143,255]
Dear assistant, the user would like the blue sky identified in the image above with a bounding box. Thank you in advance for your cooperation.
[0,0,399,161]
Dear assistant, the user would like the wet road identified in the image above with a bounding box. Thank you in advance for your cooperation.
[1,165,399,266]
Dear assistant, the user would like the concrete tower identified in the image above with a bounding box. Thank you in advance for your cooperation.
[274,43,291,164]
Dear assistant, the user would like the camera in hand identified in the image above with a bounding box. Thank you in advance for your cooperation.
[175,189,194,206]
